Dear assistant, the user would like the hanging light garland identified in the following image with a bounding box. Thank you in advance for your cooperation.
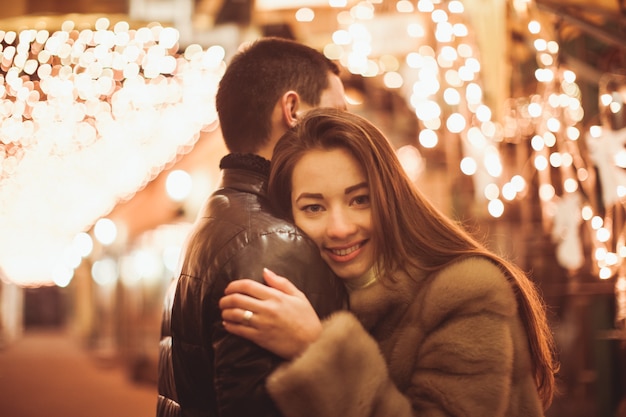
[0,17,225,286]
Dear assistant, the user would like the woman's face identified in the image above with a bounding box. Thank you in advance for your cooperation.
[290,147,375,281]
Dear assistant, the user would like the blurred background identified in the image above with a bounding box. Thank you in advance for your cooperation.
[0,0,625,416]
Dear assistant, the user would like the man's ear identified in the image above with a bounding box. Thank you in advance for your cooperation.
[281,91,301,127]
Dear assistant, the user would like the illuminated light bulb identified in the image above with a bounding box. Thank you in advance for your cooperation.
[324,43,344,60]
[419,129,438,148]
[527,102,542,118]
[444,69,462,87]
[534,38,547,51]
[488,199,505,218]
[528,20,541,34]
[330,0,348,6]
[539,53,553,66]
[502,182,517,200]
[453,24,468,37]
[481,121,496,138]
[475,104,491,122]
[166,169,192,202]
[295,8,315,22]
[396,0,414,12]
[600,93,613,106]
[531,135,544,151]
[446,113,466,133]
[547,41,559,54]
[92,257,118,286]
[351,2,375,20]
[546,117,561,133]
[417,0,435,13]
[72,232,94,258]
[606,252,619,266]
[534,155,548,171]
[596,247,608,261]
[599,267,612,280]
[432,9,448,23]
[588,125,602,138]
[458,65,474,81]
[443,88,461,105]
[538,184,555,201]
[435,22,453,42]
[484,148,502,177]
[465,82,482,104]
[484,183,500,200]
[448,0,464,13]
[610,101,622,114]
[543,132,556,147]
[591,216,604,229]
[549,152,562,167]
[94,217,118,246]
[566,126,580,140]
[457,43,472,58]
[563,178,578,193]
[511,175,526,192]
[460,157,477,175]
[467,127,487,148]
[423,117,441,130]
[407,23,425,38]
[52,265,74,288]
[597,228,611,243]
[383,72,403,89]
[377,55,398,72]
[414,99,441,119]
[581,206,593,221]
[561,152,573,167]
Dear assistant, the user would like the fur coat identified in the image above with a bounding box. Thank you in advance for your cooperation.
[266,256,546,417]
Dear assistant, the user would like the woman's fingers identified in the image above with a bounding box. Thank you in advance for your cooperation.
[262,268,302,297]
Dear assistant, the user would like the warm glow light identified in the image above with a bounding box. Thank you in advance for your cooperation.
[488,199,504,218]
[460,157,477,175]
[419,129,439,148]
[0,21,224,286]
[166,169,193,202]
[295,8,315,22]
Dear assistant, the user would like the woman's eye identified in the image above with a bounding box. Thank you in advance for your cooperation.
[352,195,370,206]
[302,204,324,214]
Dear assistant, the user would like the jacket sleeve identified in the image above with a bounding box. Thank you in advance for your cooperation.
[211,231,348,417]
[265,259,526,417]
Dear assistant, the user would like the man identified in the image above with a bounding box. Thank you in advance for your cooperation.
[157,37,348,417]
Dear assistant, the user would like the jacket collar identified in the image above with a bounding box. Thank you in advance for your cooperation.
[220,153,270,176]
[218,153,271,195]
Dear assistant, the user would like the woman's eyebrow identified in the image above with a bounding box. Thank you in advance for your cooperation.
[294,192,323,203]
[345,182,368,195]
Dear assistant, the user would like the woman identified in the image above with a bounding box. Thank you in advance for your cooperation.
[219,108,559,417]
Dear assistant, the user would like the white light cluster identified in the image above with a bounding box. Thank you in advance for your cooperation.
[313,0,503,217]
[507,1,626,281]
[0,17,226,286]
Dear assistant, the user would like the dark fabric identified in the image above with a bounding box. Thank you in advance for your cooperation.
[158,153,347,417]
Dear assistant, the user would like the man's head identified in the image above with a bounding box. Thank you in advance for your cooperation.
[215,37,346,157]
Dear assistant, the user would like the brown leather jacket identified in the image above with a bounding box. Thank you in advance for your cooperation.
[159,154,347,417]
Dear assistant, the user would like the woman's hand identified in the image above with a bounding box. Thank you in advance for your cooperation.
[219,268,322,359]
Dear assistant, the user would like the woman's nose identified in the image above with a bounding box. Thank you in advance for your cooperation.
[326,209,357,239]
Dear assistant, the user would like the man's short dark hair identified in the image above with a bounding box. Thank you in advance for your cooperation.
[215,37,340,154]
